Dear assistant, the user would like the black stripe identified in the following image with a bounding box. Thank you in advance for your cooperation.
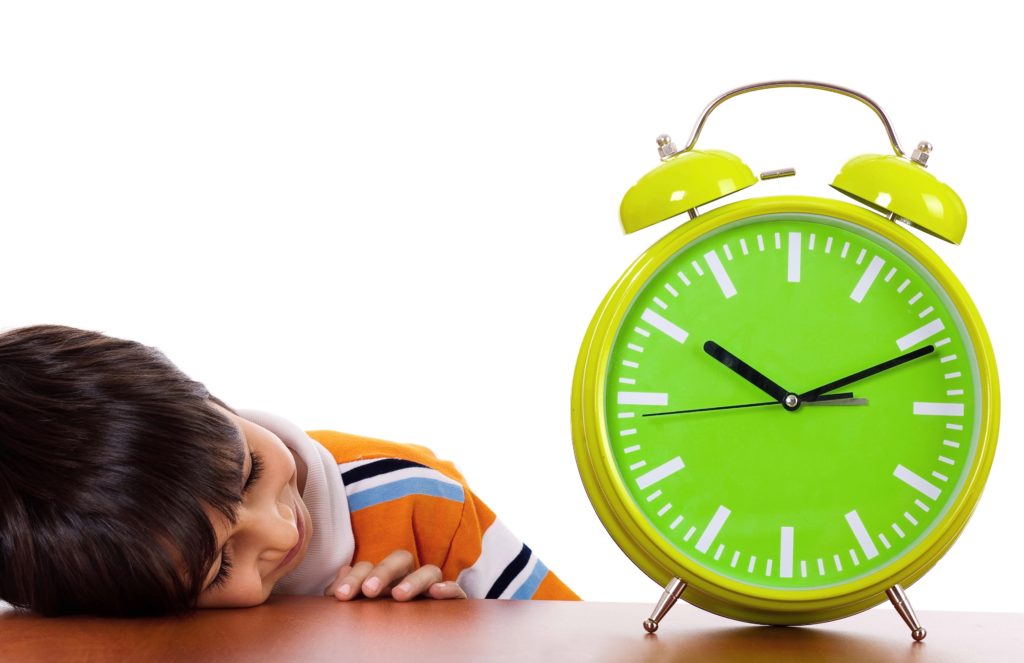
[340,458,427,485]
[485,544,532,599]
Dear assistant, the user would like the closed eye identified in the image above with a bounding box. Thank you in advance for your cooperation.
[209,547,233,589]
[243,451,263,494]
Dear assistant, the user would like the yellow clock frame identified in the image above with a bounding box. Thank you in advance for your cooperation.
[571,82,1000,639]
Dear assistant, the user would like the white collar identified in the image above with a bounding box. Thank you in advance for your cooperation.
[237,409,354,596]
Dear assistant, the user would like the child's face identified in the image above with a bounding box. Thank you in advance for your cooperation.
[193,407,313,608]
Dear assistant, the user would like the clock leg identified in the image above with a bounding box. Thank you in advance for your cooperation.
[642,577,686,633]
[886,584,927,641]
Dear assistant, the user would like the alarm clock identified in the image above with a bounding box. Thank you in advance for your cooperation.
[571,81,999,640]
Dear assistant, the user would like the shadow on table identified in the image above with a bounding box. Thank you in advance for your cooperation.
[620,623,927,663]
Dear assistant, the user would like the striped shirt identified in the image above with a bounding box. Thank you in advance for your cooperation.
[308,430,579,601]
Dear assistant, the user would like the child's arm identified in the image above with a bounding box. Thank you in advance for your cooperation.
[308,430,581,601]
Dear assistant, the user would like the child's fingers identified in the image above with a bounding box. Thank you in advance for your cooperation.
[390,564,443,601]
[331,561,375,601]
[427,581,467,600]
[329,551,449,602]
[323,565,354,597]
[360,550,415,599]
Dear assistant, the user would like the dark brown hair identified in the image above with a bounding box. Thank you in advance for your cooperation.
[0,325,245,616]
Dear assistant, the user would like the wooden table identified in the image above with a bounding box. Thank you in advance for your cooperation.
[1,596,1021,662]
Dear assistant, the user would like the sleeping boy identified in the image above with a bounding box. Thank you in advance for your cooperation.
[0,324,578,616]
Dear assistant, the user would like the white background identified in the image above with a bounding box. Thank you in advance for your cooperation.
[2,1,1021,614]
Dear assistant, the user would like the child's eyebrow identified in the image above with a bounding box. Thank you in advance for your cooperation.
[237,427,250,491]
[225,419,248,490]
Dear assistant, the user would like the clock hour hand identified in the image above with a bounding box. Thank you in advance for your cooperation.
[704,340,791,404]
[799,345,935,402]
[642,392,858,417]
[803,396,869,407]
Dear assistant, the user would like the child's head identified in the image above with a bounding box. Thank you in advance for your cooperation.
[0,325,305,616]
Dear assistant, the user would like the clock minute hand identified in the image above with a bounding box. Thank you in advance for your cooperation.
[799,345,935,401]
[704,340,791,403]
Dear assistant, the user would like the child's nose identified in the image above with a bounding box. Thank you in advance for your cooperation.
[241,499,299,554]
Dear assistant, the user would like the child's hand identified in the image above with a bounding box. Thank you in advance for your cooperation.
[325,550,467,602]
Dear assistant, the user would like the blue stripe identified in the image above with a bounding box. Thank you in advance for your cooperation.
[347,477,465,512]
[511,559,548,600]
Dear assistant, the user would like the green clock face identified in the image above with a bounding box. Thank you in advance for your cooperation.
[604,213,981,591]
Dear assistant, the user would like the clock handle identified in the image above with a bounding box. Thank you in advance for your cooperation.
[642,577,687,633]
[673,80,907,159]
[886,584,928,641]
